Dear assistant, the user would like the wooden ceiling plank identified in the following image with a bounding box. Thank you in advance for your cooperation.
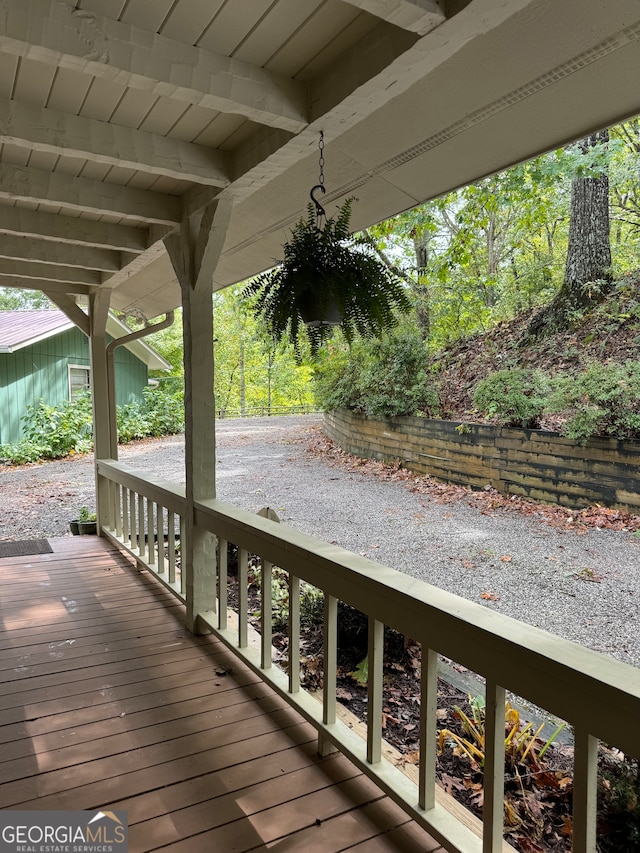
[0,163,181,225]
[0,258,101,285]
[0,97,231,187]
[0,0,309,133]
[0,206,148,252]
[0,233,123,271]
[340,0,445,35]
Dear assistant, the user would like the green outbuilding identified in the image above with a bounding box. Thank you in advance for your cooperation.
[0,310,170,445]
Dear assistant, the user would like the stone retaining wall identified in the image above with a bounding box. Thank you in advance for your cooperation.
[323,408,640,511]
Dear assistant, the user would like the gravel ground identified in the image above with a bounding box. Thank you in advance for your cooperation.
[1,414,639,669]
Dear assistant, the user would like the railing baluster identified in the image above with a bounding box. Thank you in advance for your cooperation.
[122,488,129,542]
[419,646,438,810]
[483,680,506,853]
[167,511,176,584]
[367,617,384,765]
[156,504,165,575]
[572,727,598,853]
[288,574,300,693]
[114,483,122,537]
[137,493,144,554]
[179,516,186,594]
[129,489,136,548]
[217,538,227,630]
[238,548,248,649]
[319,593,338,756]
[147,499,154,564]
[261,559,273,670]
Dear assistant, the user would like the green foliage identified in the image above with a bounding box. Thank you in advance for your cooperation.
[243,199,410,359]
[548,361,640,442]
[78,506,96,522]
[0,387,184,465]
[473,368,548,428]
[22,391,94,458]
[313,331,439,419]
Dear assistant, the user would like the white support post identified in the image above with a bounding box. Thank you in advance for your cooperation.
[288,574,300,694]
[261,560,273,670]
[88,288,112,534]
[319,593,338,756]
[163,197,232,633]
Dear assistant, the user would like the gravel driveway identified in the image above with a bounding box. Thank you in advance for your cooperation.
[2,414,639,669]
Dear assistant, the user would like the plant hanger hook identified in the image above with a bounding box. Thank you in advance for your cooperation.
[310,183,326,219]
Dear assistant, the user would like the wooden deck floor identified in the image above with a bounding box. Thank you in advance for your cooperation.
[0,536,442,853]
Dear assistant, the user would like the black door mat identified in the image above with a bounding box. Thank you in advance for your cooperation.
[0,539,53,558]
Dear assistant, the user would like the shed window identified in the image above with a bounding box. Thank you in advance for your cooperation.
[69,365,90,398]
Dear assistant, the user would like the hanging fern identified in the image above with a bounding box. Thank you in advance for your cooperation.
[243,199,410,358]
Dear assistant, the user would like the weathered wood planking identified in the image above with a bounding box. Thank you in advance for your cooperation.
[324,409,640,511]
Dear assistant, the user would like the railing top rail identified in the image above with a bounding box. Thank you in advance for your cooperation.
[196,494,640,755]
[97,459,186,514]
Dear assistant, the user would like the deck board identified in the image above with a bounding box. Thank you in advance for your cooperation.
[0,536,443,852]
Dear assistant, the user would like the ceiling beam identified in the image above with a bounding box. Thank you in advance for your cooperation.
[0,233,124,271]
[0,259,101,285]
[0,0,309,133]
[0,278,93,295]
[340,0,445,34]
[0,98,231,188]
[0,163,181,225]
[0,206,149,252]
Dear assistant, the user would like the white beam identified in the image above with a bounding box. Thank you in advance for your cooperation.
[0,98,230,188]
[340,0,445,34]
[0,278,92,295]
[0,163,181,225]
[0,206,148,252]
[0,0,309,133]
[0,258,101,285]
[0,233,123,271]
[46,292,90,336]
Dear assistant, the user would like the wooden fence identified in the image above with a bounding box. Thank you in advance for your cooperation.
[323,409,640,512]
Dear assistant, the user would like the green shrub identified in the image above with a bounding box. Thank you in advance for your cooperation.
[21,392,94,459]
[1,387,185,465]
[473,368,548,428]
[549,360,640,443]
[0,440,49,465]
[313,331,438,419]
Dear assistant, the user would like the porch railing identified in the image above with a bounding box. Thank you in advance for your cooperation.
[96,459,640,853]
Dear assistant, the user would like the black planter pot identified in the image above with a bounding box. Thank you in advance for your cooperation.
[298,291,342,327]
[78,521,97,535]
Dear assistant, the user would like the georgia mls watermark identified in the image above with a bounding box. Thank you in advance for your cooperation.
[0,811,128,853]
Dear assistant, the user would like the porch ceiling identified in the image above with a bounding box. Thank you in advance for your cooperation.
[0,0,639,321]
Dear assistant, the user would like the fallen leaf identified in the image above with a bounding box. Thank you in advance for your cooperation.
[481,591,498,601]
[501,554,512,562]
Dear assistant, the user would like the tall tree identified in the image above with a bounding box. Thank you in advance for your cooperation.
[525,129,612,339]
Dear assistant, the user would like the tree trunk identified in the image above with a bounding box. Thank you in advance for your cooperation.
[413,234,431,341]
[525,130,612,340]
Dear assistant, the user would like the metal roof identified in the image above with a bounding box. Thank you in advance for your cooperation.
[1,0,640,320]
[0,309,171,370]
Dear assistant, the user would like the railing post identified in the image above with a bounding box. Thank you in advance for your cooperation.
[483,680,506,853]
[156,504,165,575]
